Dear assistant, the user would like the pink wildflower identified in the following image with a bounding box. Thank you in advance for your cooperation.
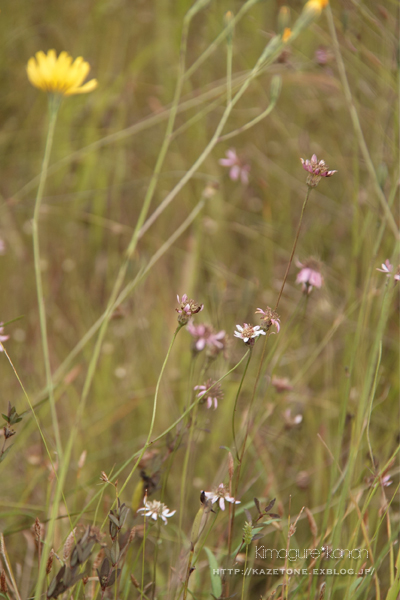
[176,294,203,325]
[300,154,337,187]
[296,258,323,294]
[255,307,281,333]
[194,379,223,410]
[377,260,400,282]
[186,322,225,353]
[219,149,250,185]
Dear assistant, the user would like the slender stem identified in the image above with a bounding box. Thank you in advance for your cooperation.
[0,533,22,600]
[151,523,161,600]
[241,545,249,600]
[103,325,183,513]
[179,401,199,533]
[225,14,233,106]
[275,186,311,310]
[232,349,252,459]
[182,547,194,600]
[32,94,63,460]
[140,514,147,600]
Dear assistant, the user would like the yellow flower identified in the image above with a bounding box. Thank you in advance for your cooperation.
[304,0,329,16]
[27,50,97,96]
[282,27,292,42]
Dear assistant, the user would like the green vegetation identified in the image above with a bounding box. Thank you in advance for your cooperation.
[0,1,398,599]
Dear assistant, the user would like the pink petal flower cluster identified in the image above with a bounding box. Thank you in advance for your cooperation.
[296,259,323,294]
[300,154,337,187]
[194,379,223,410]
[187,322,225,353]
[255,307,281,333]
[176,294,203,325]
[377,260,400,281]
[219,149,250,185]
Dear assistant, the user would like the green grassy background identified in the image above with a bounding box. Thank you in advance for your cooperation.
[0,0,398,598]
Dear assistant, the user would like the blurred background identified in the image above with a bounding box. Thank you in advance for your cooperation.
[0,0,398,596]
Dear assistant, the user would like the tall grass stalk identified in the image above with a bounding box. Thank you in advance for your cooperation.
[32,96,63,461]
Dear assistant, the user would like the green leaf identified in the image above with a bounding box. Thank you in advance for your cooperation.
[349,577,364,593]
[384,577,400,600]
[108,513,120,527]
[204,546,222,599]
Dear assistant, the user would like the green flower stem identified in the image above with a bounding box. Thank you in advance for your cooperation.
[275,185,312,311]
[241,544,249,600]
[98,325,184,534]
[140,514,147,600]
[179,396,199,535]
[182,546,194,600]
[178,356,208,534]
[32,94,63,461]
[150,522,161,600]
[232,348,252,460]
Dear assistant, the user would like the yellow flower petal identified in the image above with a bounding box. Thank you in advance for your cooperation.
[304,0,328,16]
[282,27,292,42]
[26,49,97,96]
[64,78,98,96]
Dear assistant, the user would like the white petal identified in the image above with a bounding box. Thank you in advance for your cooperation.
[219,498,226,511]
